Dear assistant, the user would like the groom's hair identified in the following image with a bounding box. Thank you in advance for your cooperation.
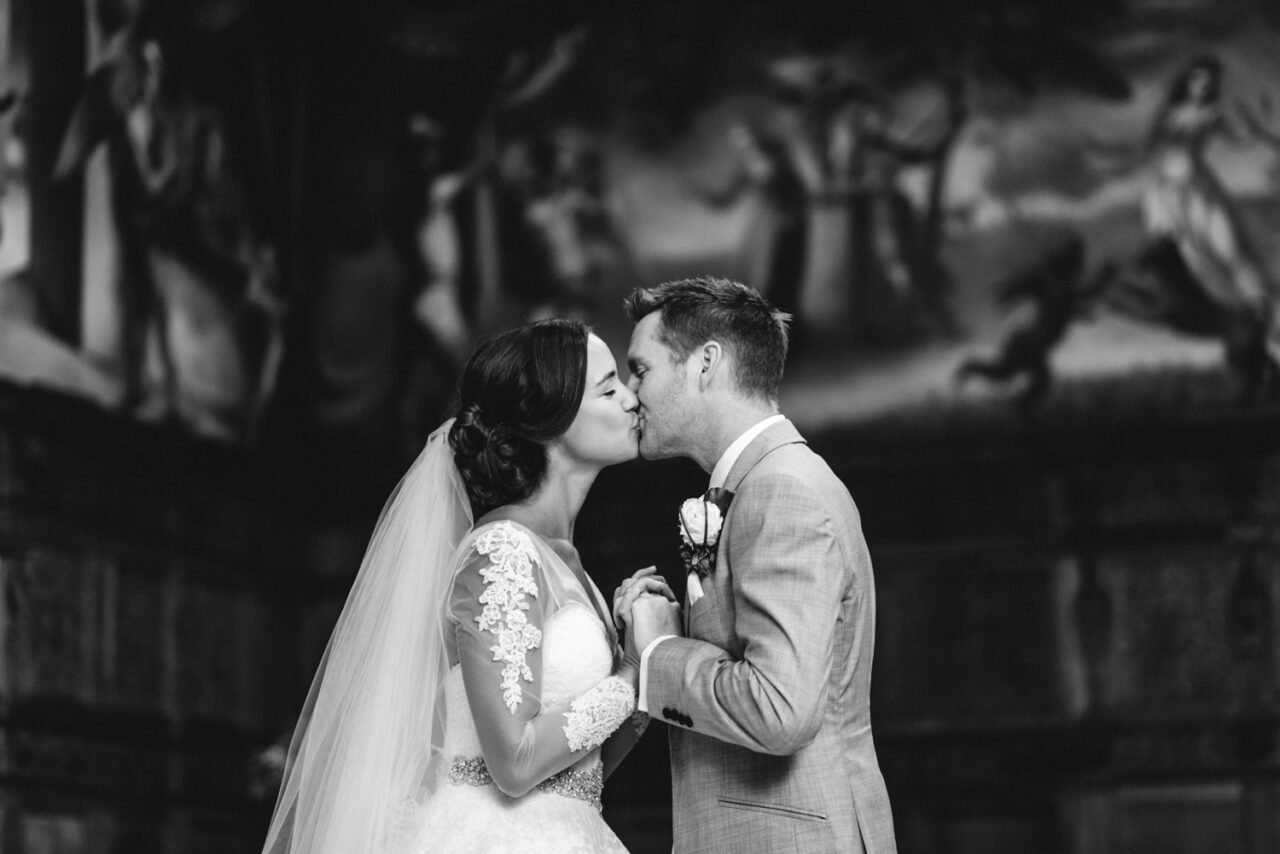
[624,276,791,401]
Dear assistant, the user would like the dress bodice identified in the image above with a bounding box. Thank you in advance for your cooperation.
[406,521,633,854]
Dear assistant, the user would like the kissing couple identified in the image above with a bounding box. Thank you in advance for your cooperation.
[260,276,897,854]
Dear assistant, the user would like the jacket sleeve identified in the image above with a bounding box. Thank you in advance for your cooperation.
[450,525,636,796]
[643,473,849,755]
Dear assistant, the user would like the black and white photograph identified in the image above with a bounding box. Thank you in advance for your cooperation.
[2,1,1279,852]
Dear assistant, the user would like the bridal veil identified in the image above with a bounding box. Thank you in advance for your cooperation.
[261,420,473,854]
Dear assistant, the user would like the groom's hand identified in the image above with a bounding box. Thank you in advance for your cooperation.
[629,594,682,655]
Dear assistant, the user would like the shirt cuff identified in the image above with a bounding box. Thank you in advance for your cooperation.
[637,634,677,713]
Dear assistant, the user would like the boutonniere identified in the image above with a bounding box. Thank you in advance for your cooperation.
[677,495,724,578]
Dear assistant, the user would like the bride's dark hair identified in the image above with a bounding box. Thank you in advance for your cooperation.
[449,319,589,517]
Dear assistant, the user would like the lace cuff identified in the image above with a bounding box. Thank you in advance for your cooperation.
[563,676,637,752]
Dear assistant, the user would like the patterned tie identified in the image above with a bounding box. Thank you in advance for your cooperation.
[703,487,734,515]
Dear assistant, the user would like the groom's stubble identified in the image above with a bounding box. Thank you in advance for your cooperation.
[628,313,702,462]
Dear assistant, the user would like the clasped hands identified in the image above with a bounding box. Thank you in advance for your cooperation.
[612,566,682,668]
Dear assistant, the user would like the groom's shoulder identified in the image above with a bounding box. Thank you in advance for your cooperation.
[757,425,831,471]
[737,449,861,539]
[747,440,851,500]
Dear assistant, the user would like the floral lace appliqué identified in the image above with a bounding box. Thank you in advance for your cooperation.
[563,675,637,752]
[474,522,543,713]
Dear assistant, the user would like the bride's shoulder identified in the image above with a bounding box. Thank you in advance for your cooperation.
[452,520,547,585]
[448,520,551,620]
[468,518,544,556]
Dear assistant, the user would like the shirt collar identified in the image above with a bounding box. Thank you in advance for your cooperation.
[709,414,786,490]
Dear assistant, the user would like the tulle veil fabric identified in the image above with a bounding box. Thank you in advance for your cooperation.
[261,420,474,854]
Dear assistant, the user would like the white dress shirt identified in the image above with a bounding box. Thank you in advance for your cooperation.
[637,414,787,713]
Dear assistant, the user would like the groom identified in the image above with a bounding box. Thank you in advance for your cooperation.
[619,276,897,853]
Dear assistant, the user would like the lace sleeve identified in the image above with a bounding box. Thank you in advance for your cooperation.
[563,675,637,752]
[472,523,543,712]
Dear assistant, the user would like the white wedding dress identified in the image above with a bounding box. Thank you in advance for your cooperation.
[398,520,636,854]
[261,429,641,854]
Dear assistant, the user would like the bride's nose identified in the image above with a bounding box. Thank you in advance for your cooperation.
[620,384,639,411]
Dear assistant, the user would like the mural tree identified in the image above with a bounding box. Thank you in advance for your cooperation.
[851,0,1131,336]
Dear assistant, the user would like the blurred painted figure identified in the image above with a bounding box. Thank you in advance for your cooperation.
[1134,56,1280,398]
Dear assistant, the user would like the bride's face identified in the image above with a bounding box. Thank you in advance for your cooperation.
[556,334,640,467]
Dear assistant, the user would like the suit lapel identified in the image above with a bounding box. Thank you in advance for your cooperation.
[685,421,807,645]
[722,419,807,494]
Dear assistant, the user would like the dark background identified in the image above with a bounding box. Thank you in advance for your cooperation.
[1,1,1279,852]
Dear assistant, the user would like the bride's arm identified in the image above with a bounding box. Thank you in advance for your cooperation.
[450,533,640,798]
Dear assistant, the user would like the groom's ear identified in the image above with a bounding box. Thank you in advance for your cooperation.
[697,341,724,389]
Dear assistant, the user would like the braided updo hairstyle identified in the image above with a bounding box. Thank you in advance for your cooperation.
[449,319,589,518]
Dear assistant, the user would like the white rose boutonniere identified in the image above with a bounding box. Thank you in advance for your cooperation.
[678,496,725,578]
[679,497,723,547]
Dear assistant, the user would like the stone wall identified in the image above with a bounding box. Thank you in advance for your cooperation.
[3,377,1277,854]
[0,384,374,854]
[823,410,1280,854]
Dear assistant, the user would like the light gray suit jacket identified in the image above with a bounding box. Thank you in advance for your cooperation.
[646,420,896,854]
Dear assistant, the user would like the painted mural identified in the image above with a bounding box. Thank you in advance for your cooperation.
[2,0,1279,450]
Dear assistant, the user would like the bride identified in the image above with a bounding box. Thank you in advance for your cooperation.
[261,319,678,853]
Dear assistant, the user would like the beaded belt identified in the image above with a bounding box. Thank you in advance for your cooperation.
[448,756,604,810]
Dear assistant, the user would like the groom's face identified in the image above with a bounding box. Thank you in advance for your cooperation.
[627,313,697,460]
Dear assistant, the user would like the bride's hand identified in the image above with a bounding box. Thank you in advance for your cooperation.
[619,592,681,678]
[612,566,675,629]
[627,594,683,662]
